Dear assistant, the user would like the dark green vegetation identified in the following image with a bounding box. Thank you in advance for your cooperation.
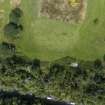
[4,8,23,38]
[0,52,105,105]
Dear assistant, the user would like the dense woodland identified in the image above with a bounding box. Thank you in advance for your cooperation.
[0,52,105,105]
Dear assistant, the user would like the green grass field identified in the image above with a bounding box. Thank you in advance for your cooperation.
[0,0,105,61]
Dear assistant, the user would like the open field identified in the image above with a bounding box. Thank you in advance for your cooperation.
[0,0,105,61]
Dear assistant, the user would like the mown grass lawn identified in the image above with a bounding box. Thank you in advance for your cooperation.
[0,0,105,61]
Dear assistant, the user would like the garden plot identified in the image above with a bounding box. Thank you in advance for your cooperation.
[40,0,87,23]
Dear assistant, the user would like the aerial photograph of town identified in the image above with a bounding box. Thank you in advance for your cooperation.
[0,0,105,105]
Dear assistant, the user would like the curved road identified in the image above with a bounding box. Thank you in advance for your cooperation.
[0,90,74,105]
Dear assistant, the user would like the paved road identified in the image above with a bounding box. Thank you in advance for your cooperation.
[0,90,73,105]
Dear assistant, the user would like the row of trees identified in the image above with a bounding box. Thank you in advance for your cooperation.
[1,8,24,57]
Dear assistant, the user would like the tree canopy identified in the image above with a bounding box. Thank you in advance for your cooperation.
[4,8,23,37]
[9,8,23,24]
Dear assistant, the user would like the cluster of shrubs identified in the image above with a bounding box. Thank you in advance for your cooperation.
[1,41,16,52]
[0,54,40,74]
[94,55,105,69]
